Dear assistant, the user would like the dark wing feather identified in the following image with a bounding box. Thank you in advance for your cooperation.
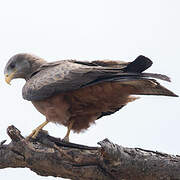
[23,60,129,101]
[22,56,176,101]
[123,55,152,73]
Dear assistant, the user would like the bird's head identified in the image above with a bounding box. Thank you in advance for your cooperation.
[4,53,46,84]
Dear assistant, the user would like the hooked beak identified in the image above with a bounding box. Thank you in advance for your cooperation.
[5,70,16,85]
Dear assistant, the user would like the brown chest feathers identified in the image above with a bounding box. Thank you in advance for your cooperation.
[32,82,138,133]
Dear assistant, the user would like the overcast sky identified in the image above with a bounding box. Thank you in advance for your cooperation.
[0,0,179,180]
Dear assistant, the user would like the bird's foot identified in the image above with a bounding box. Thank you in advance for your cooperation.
[27,128,41,139]
[62,135,69,142]
[26,120,49,140]
[62,120,74,142]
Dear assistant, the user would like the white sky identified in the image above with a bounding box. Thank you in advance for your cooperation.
[0,0,179,179]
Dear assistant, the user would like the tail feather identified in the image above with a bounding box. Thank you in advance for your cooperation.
[120,79,178,97]
[141,73,171,82]
[84,55,178,97]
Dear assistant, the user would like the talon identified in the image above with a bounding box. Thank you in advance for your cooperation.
[62,136,69,142]
[31,129,40,139]
[27,129,39,139]
[32,131,38,138]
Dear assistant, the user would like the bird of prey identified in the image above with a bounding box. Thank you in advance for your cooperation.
[4,54,178,141]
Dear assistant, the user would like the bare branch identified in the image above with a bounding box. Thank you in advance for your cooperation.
[0,125,180,180]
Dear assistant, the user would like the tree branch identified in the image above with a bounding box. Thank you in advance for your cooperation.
[0,125,180,180]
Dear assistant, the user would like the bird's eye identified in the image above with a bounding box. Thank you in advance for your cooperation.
[10,63,15,69]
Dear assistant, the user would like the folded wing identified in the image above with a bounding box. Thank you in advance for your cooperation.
[22,55,178,101]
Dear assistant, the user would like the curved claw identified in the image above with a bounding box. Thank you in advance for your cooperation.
[62,136,69,142]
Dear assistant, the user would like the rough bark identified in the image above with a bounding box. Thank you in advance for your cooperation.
[0,125,180,180]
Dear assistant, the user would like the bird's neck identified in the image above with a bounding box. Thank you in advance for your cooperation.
[25,58,47,81]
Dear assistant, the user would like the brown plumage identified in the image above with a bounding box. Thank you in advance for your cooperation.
[4,54,178,141]
[32,82,137,132]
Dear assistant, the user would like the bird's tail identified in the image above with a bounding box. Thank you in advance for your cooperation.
[86,55,178,97]
[107,55,178,97]
[118,55,178,97]
[119,79,178,97]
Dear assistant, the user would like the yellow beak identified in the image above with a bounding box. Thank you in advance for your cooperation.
[5,71,16,85]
